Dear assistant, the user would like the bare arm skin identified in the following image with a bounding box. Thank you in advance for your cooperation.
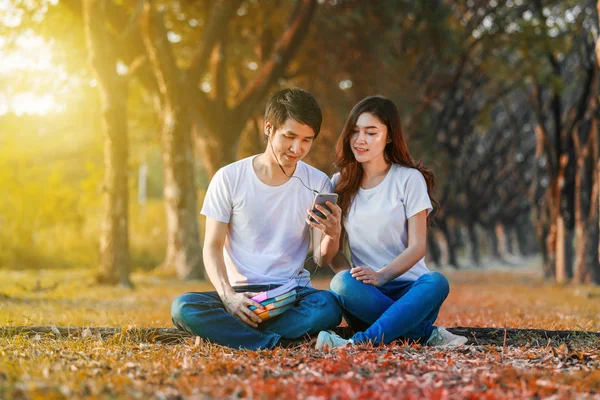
[351,210,428,286]
[203,217,264,327]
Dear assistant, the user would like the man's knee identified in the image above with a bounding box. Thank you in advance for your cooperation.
[306,290,343,328]
[171,292,209,326]
[329,270,357,296]
[171,293,192,323]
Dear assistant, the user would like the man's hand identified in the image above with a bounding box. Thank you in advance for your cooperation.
[306,201,342,240]
[351,266,387,287]
[221,290,265,328]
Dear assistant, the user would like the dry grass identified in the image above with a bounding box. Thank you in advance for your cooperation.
[1,256,600,399]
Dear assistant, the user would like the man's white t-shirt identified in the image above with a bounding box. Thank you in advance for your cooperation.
[201,156,331,287]
[332,164,433,282]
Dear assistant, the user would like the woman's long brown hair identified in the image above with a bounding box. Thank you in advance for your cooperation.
[335,96,440,224]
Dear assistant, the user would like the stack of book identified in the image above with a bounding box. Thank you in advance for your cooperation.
[249,279,298,321]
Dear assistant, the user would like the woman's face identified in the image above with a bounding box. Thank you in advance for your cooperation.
[349,112,388,164]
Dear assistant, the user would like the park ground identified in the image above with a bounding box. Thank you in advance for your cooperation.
[1,256,600,399]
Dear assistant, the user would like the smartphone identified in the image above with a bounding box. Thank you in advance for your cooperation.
[309,193,338,223]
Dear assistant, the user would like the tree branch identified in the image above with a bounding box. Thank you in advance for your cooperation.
[186,0,244,86]
[212,37,228,113]
[139,1,182,103]
[234,0,317,122]
[62,0,158,94]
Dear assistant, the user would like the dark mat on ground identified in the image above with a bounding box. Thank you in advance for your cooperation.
[2,326,599,347]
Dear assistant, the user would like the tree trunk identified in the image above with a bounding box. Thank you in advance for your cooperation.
[426,229,442,267]
[555,215,567,283]
[530,123,554,278]
[589,220,600,284]
[466,220,481,267]
[573,159,588,283]
[195,126,242,178]
[141,3,204,280]
[591,153,599,283]
[594,0,600,282]
[585,114,600,284]
[538,223,552,277]
[83,0,132,288]
[487,225,501,261]
[237,118,266,161]
[528,219,540,255]
[516,225,528,256]
[160,107,205,280]
[572,137,595,283]
[98,89,132,287]
[453,223,464,249]
[545,198,558,280]
[438,217,459,269]
[504,225,516,255]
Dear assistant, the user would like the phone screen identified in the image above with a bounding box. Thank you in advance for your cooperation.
[310,193,338,222]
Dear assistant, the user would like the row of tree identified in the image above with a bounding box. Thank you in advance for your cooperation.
[12,0,600,285]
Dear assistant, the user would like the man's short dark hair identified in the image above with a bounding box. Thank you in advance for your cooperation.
[264,88,322,138]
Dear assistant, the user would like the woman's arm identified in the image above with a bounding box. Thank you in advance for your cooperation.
[351,209,428,286]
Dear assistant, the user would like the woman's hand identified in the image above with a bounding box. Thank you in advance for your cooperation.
[306,201,342,240]
[351,266,387,287]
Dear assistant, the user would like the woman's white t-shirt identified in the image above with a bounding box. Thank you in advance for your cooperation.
[201,156,331,287]
[332,164,433,282]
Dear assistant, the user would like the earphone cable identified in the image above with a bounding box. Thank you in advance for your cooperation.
[266,135,326,290]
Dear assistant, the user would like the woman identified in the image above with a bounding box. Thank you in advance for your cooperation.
[313,96,467,349]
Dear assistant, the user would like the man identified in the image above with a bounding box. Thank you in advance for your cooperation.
[171,88,343,350]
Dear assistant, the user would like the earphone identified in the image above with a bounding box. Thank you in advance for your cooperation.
[266,125,329,288]
[266,126,321,195]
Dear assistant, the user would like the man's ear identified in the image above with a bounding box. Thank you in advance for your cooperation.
[264,121,273,141]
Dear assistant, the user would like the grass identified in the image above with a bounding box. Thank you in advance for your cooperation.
[2,256,598,331]
[1,256,600,399]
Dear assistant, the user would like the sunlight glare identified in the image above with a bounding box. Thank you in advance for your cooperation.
[0,29,67,115]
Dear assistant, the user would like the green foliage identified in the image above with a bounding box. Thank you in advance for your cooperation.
[0,139,86,268]
[0,125,170,271]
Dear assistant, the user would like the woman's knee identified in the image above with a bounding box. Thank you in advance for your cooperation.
[423,272,449,297]
[329,270,358,296]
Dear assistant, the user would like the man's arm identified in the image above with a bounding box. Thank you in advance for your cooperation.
[203,217,264,327]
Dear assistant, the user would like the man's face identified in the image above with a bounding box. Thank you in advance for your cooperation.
[266,118,315,169]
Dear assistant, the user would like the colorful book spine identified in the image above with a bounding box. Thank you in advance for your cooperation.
[252,292,297,313]
[256,303,295,320]
[251,279,298,303]
[249,290,296,310]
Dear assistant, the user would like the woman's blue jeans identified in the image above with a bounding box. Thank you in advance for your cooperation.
[171,284,342,350]
[330,270,450,345]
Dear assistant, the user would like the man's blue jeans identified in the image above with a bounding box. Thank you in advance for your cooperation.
[330,270,450,345]
[171,284,342,350]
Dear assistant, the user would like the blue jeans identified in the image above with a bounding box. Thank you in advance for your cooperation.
[330,270,449,345]
[171,284,342,350]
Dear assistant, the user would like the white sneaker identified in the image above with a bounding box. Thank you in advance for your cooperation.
[427,327,468,347]
[315,330,353,350]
